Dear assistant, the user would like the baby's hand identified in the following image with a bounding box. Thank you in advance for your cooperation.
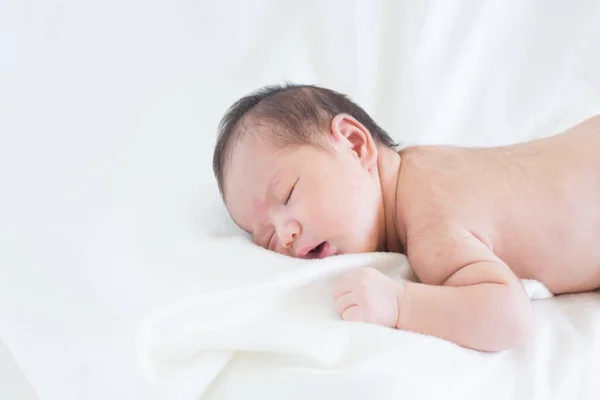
[332,267,404,328]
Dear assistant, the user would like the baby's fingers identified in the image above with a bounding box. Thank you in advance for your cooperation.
[341,305,363,322]
[334,292,357,315]
[332,279,353,299]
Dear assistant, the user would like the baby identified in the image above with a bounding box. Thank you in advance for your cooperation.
[212,83,600,352]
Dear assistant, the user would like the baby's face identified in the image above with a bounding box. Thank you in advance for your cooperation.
[223,121,385,259]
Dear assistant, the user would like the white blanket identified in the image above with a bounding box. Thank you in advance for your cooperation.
[138,237,568,400]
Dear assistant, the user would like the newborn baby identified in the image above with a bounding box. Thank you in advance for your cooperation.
[212,83,600,352]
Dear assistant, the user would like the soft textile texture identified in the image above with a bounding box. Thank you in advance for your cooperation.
[138,236,560,400]
[1,0,600,399]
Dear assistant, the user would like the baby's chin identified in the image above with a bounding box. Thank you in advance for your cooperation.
[365,240,386,254]
[336,241,381,257]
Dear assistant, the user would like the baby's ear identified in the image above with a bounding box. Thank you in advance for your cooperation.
[330,113,378,169]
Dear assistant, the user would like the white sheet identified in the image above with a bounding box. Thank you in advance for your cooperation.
[1,0,600,399]
[137,237,566,400]
[0,340,37,399]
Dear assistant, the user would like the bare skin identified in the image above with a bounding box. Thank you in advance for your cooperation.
[224,112,600,352]
[394,116,600,295]
[349,114,600,352]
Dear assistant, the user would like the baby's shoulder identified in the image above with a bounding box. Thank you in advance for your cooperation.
[395,146,497,249]
[396,146,469,213]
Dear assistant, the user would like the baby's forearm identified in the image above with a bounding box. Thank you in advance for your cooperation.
[397,281,533,351]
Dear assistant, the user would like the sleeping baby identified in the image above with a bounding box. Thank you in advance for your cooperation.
[212,83,600,352]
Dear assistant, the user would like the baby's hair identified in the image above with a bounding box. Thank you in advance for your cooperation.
[212,82,398,195]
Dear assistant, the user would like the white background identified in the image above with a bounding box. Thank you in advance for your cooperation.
[1,0,599,398]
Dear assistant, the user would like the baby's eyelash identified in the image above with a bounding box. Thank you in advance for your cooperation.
[285,179,298,205]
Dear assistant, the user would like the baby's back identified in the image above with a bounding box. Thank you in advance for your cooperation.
[398,115,600,294]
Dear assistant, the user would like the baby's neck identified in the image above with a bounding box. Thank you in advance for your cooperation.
[376,146,406,254]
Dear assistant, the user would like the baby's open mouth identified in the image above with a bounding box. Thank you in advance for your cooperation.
[307,241,327,258]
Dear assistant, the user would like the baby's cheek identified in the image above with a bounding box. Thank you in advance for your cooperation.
[305,196,340,232]
[324,199,357,232]
[308,177,359,230]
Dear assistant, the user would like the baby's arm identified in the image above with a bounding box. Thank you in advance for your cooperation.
[399,226,533,351]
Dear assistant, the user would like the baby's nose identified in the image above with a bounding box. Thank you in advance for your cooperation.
[281,230,297,249]
[279,221,300,249]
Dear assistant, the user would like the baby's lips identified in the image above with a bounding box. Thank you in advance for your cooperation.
[295,244,313,258]
[296,241,323,258]
[317,242,333,258]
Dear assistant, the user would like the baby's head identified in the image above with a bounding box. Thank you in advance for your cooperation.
[213,83,399,258]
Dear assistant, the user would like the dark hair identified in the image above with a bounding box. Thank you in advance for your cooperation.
[212,82,398,196]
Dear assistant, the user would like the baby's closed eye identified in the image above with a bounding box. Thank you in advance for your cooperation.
[284,178,299,205]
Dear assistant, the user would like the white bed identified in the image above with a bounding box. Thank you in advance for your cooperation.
[1,0,600,399]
